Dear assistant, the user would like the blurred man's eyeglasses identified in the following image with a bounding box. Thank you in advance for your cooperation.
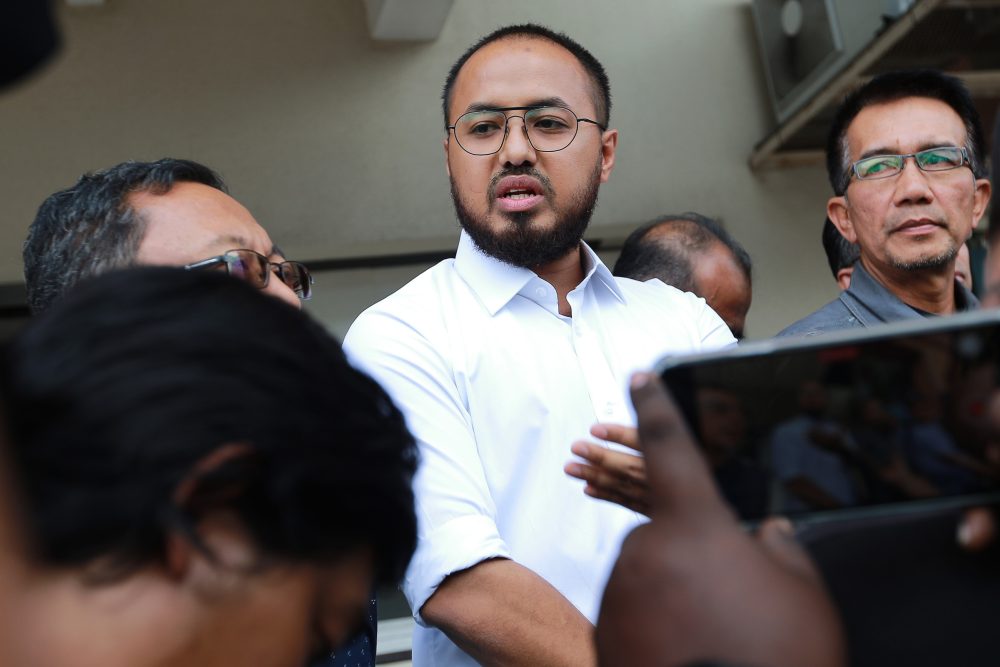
[448,105,605,156]
[850,146,970,183]
[185,249,313,300]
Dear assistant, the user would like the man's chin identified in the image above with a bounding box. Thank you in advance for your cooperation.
[889,248,958,272]
[487,206,552,228]
[452,173,599,269]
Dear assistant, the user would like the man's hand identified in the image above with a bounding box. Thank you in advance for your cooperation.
[596,373,846,667]
[564,424,650,515]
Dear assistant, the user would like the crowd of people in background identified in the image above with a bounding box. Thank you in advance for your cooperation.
[4,5,1000,667]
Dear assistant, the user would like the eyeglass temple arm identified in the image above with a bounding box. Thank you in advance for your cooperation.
[183,256,226,271]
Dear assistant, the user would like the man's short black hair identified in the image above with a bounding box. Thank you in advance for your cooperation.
[23,158,227,314]
[2,267,418,585]
[612,213,752,292]
[441,23,611,129]
[827,69,986,196]
[822,217,860,279]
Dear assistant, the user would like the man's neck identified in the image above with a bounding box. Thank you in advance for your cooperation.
[533,245,586,316]
[859,257,958,315]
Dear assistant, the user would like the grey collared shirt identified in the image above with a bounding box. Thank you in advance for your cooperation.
[777,262,978,338]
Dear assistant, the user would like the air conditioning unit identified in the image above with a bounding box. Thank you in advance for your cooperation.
[752,0,916,123]
[749,0,1000,169]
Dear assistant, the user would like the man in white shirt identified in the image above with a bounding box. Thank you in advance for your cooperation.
[344,24,734,667]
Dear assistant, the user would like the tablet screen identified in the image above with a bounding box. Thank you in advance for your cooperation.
[660,314,1000,524]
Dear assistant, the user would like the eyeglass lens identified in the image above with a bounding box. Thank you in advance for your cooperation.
[854,147,965,180]
[454,106,580,155]
[222,250,312,299]
[278,262,312,300]
[224,250,269,287]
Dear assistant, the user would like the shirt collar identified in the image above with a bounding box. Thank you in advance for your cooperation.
[843,261,979,325]
[584,242,627,304]
[454,230,625,316]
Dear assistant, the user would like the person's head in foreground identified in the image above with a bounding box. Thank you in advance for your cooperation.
[23,158,311,313]
[2,267,417,667]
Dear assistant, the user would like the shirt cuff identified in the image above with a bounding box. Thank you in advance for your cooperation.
[404,513,511,626]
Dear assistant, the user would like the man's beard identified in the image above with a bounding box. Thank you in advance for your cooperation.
[888,240,958,272]
[450,163,601,269]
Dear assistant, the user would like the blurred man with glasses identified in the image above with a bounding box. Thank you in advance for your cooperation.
[23,158,311,314]
[779,70,991,337]
[21,158,386,667]
[344,24,733,667]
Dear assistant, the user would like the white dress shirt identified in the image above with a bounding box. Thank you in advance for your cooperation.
[344,231,735,666]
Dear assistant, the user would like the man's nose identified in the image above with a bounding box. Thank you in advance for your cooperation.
[265,274,302,310]
[893,157,935,205]
[497,116,537,167]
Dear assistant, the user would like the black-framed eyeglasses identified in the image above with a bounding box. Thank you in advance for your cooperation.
[184,249,314,300]
[850,146,970,183]
[447,105,606,156]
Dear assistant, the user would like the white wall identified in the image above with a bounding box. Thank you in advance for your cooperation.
[0,0,839,337]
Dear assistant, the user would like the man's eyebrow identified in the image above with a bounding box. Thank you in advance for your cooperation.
[270,244,286,260]
[461,97,574,115]
[857,141,962,161]
[198,234,250,255]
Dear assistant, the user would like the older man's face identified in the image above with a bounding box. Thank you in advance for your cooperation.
[692,243,751,340]
[828,97,990,282]
[133,182,302,309]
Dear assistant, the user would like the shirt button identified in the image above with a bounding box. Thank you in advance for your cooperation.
[535,287,546,298]
[604,401,615,415]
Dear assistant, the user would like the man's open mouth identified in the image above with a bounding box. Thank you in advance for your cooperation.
[493,175,546,212]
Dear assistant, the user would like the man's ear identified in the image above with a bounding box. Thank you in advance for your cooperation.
[827,196,856,244]
[444,137,452,179]
[599,129,618,183]
[836,267,854,291]
[971,177,991,230]
[165,443,252,580]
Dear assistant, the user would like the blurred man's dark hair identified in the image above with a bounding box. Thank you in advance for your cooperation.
[822,216,860,281]
[613,212,751,290]
[1,0,59,91]
[23,158,227,314]
[2,267,417,584]
[613,213,753,338]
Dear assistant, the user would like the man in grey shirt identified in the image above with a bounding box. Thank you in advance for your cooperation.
[779,70,989,337]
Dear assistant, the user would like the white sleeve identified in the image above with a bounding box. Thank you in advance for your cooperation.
[681,287,738,350]
[344,307,511,624]
[639,278,736,351]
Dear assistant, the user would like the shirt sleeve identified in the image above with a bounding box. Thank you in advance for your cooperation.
[344,306,511,625]
[692,294,738,350]
[635,279,736,352]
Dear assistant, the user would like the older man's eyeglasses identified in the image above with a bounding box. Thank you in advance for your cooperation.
[448,106,605,156]
[185,249,314,300]
[850,146,970,183]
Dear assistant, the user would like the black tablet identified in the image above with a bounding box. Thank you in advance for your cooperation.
[657,310,1000,526]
